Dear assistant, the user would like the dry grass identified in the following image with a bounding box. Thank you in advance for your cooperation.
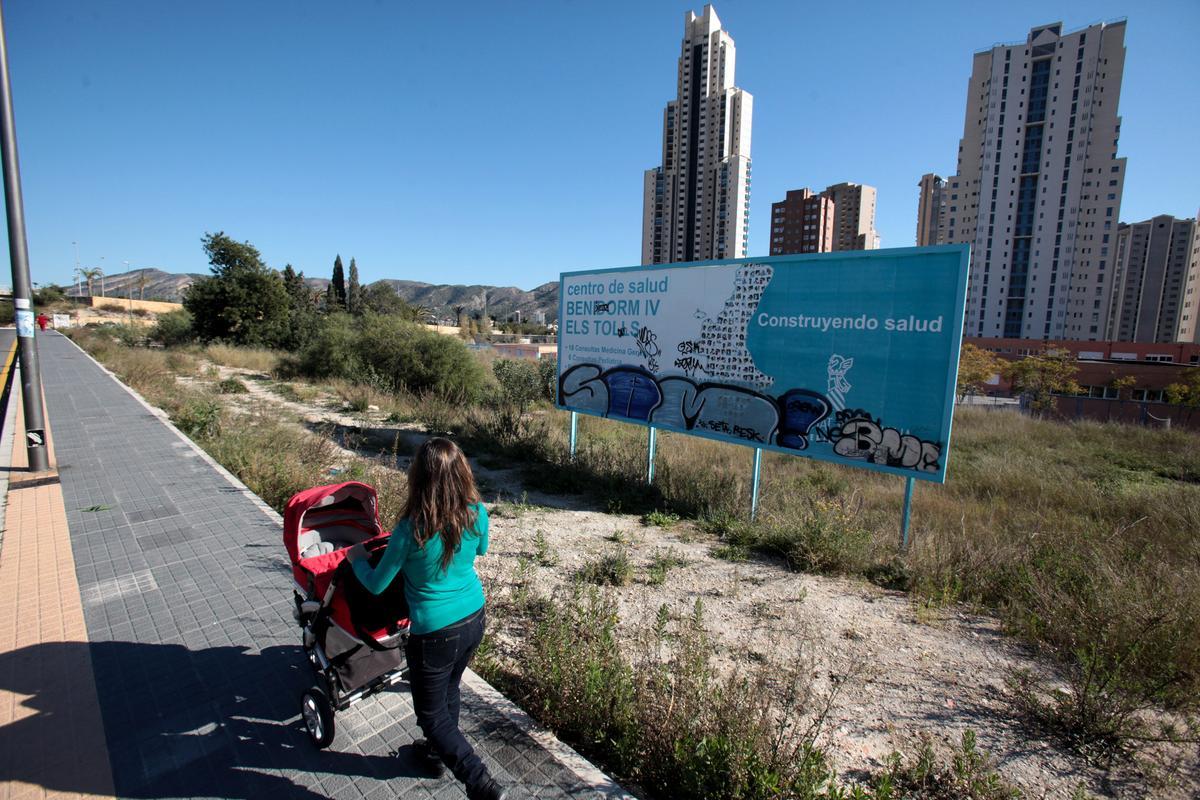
[202,344,281,373]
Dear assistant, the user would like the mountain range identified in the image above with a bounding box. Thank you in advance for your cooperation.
[67,268,561,323]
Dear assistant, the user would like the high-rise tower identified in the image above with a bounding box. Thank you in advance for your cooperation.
[642,5,753,265]
[916,174,946,246]
[938,21,1127,341]
[1107,214,1200,343]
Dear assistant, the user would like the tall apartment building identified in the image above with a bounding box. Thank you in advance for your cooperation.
[769,188,836,255]
[641,5,753,265]
[916,173,946,246]
[768,182,877,255]
[824,182,880,251]
[1106,214,1200,343]
[936,21,1127,341]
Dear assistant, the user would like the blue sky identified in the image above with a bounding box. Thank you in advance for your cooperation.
[5,1,1198,290]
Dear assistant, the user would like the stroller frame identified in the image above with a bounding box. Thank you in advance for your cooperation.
[284,482,411,749]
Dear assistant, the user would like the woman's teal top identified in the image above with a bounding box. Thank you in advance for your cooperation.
[352,503,488,635]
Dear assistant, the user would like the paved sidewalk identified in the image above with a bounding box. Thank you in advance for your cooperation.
[0,331,628,799]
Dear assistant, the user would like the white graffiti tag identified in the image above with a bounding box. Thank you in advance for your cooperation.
[826,354,853,412]
[832,416,940,473]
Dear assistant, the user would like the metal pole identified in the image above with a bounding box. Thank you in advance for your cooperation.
[568,411,578,460]
[646,426,657,484]
[750,447,762,521]
[900,476,915,550]
[0,1,49,472]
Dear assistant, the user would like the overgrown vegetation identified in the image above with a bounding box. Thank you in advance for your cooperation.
[67,315,1200,771]
[478,587,1021,800]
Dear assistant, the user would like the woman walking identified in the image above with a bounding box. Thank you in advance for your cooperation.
[348,437,508,800]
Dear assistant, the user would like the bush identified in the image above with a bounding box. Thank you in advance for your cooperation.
[537,356,557,402]
[218,378,249,394]
[577,548,634,586]
[486,589,843,800]
[486,359,544,444]
[151,309,194,346]
[171,396,224,439]
[290,313,485,402]
[870,731,1021,799]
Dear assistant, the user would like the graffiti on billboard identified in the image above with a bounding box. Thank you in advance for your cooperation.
[557,246,968,482]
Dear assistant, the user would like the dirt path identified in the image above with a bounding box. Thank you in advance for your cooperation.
[208,368,1196,799]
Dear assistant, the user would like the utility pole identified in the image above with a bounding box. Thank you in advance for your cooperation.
[0,0,49,471]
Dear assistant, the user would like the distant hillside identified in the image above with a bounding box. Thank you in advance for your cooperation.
[68,268,560,322]
[68,268,202,302]
[375,279,559,323]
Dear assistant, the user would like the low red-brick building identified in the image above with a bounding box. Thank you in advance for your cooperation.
[965,337,1200,428]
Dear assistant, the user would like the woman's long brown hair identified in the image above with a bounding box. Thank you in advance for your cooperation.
[401,437,481,572]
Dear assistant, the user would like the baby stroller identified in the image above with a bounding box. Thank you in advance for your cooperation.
[284,481,411,748]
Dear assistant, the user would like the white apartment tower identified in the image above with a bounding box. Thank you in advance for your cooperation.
[938,21,1127,340]
[642,5,753,265]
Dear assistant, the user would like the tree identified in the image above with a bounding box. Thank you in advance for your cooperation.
[282,264,318,350]
[33,283,67,306]
[347,258,362,315]
[1002,347,1081,415]
[361,282,409,316]
[81,267,102,296]
[1108,374,1136,401]
[956,342,1002,401]
[490,359,544,442]
[328,255,346,311]
[183,232,290,347]
[1165,367,1200,421]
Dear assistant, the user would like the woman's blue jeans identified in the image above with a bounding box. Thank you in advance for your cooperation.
[405,606,489,791]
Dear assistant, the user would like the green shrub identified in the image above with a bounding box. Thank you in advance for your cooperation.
[150,309,194,346]
[647,548,687,585]
[537,356,557,401]
[218,377,249,394]
[290,314,485,402]
[577,549,634,586]
[642,510,681,528]
[172,397,223,439]
[486,590,846,800]
[869,731,1021,799]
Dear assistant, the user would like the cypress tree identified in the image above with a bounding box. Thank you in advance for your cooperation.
[330,254,346,309]
[347,258,362,315]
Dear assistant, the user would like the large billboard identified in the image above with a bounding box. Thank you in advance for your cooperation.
[556,245,970,483]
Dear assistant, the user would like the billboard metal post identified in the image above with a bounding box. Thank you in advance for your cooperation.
[568,411,578,460]
[646,426,656,484]
[900,477,915,550]
[0,0,49,473]
[749,447,762,521]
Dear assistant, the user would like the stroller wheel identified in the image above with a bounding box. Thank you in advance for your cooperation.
[300,688,336,749]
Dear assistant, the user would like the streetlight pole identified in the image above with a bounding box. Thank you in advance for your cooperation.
[0,0,49,471]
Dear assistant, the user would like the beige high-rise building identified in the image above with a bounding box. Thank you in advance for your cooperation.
[824,182,879,251]
[1106,214,1200,343]
[938,21,1127,341]
[916,174,946,246]
[642,5,753,265]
